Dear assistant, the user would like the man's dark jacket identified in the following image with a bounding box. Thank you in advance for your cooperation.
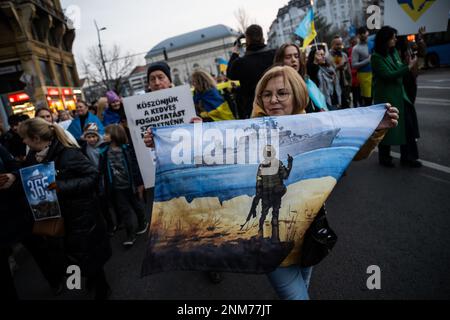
[227,44,276,118]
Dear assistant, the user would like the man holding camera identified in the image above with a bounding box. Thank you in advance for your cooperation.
[227,25,276,119]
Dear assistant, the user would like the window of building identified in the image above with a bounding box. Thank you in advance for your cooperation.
[0,61,25,95]
[39,60,54,86]
[172,68,182,86]
[49,28,59,48]
[32,17,46,42]
[66,66,78,87]
[55,63,67,86]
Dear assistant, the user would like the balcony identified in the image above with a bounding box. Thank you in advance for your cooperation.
[16,0,66,22]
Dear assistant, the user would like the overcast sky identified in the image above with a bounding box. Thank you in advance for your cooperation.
[60,0,290,74]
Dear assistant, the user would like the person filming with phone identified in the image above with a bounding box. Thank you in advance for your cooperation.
[227,24,276,119]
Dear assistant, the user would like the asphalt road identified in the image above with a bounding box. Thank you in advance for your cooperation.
[12,68,450,300]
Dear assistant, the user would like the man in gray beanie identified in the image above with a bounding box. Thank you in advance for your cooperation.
[146,62,172,92]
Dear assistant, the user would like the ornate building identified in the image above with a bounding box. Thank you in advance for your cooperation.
[268,0,375,49]
[0,0,81,124]
[267,0,310,49]
[145,24,239,85]
[314,0,372,32]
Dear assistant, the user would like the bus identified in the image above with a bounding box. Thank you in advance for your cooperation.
[425,17,450,68]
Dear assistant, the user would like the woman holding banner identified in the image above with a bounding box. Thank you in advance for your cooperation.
[144,65,399,299]
[251,65,398,300]
[19,118,112,300]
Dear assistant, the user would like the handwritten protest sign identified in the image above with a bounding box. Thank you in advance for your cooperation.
[20,162,61,221]
[123,85,197,188]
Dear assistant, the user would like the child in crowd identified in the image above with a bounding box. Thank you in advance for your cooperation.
[99,124,148,247]
[80,123,117,236]
[81,123,103,167]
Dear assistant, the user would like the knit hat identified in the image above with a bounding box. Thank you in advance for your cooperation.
[147,61,172,83]
[106,90,120,104]
[81,122,100,139]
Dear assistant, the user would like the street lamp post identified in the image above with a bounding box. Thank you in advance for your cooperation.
[94,20,110,90]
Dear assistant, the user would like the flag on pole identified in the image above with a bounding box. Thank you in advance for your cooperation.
[217,58,228,74]
[294,8,317,49]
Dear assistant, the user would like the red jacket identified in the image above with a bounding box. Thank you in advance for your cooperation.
[347,47,360,87]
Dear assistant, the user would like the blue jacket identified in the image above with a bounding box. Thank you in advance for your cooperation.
[68,112,105,140]
[102,108,122,126]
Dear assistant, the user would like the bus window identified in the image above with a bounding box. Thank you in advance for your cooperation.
[425,19,450,68]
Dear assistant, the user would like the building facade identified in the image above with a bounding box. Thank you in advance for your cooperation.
[314,0,371,32]
[267,0,377,49]
[79,78,106,105]
[267,0,310,49]
[145,24,239,85]
[127,65,147,95]
[0,0,81,125]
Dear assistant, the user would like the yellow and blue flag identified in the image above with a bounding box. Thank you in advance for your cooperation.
[397,0,436,22]
[217,58,228,74]
[294,8,317,49]
[194,88,235,121]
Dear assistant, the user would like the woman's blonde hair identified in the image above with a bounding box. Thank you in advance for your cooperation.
[18,117,79,148]
[252,65,309,118]
[191,69,216,93]
[96,97,108,121]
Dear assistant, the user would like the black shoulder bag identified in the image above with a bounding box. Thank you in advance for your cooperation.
[300,205,338,267]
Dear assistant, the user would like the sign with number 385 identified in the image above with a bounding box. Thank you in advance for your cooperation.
[20,162,61,221]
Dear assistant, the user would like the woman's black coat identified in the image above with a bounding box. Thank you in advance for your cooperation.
[0,145,32,247]
[25,139,111,277]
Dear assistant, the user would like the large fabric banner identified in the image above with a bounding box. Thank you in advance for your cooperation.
[123,85,197,188]
[384,0,450,35]
[142,105,386,275]
[20,162,61,221]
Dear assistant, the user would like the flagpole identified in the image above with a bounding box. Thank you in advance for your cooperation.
[310,0,319,47]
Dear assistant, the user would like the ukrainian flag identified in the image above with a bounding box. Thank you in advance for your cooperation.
[194,88,235,121]
[217,58,228,74]
[294,8,317,49]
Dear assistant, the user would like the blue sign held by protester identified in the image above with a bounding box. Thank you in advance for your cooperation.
[20,162,61,221]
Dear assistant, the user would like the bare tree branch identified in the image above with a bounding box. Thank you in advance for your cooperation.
[234,7,251,34]
[82,43,136,94]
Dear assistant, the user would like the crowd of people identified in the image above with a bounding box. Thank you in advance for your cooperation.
[1,22,425,300]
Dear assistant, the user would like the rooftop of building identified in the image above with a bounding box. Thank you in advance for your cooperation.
[146,24,239,58]
[276,0,310,18]
[129,65,147,76]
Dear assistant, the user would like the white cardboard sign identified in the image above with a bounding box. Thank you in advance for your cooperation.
[123,85,196,188]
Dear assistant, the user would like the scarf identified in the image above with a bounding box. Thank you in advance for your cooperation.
[318,65,342,107]
[35,144,50,163]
